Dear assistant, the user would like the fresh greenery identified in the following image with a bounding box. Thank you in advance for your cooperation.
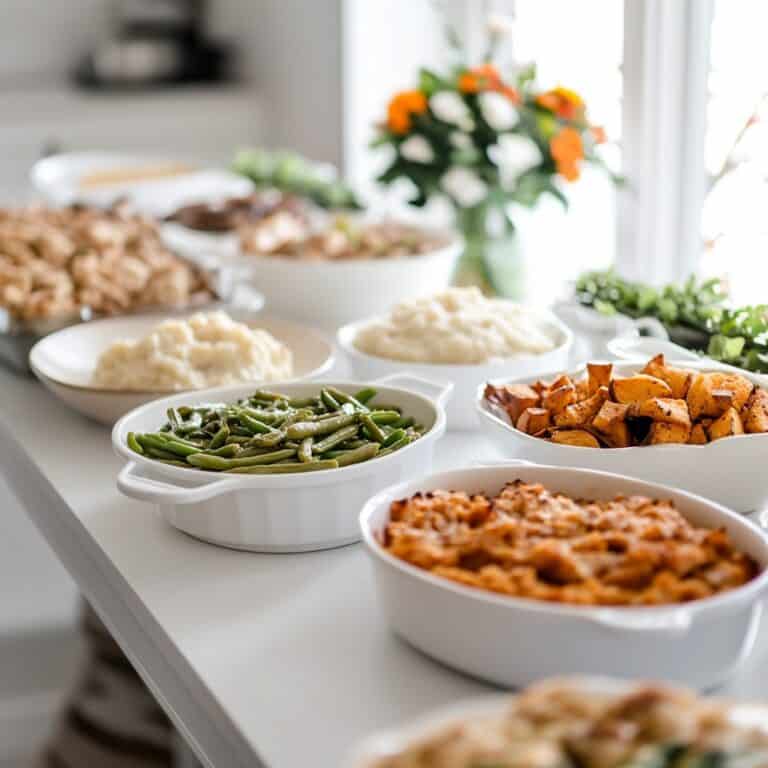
[575,270,768,373]
[233,149,363,211]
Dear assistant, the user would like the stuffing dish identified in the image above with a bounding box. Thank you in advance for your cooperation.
[91,311,293,391]
[0,203,214,325]
[366,679,768,768]
[381,481,758,606]
[239,214,450,261]
[484,354,768,448]
[353,287,557,365]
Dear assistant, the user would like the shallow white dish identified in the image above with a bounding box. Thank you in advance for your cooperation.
[28,306,341,427]
[346,676,768,767]
[31,151,252,216]
[476,360,768,513]
[360,462,768,690]
[162,223,463,331]
[113,375,451,553]
[338,311,573,431]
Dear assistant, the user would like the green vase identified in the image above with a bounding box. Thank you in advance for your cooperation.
[453,205,524,299]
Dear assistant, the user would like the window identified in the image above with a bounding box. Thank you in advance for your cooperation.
[700,0,768,305]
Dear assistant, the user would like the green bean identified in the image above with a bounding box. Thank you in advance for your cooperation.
[208,424,229,449]
[225,435,250,445]
[226,460,339,475]
[246,431,286,448]
[380,434,411,454]
[167,408,181,428]
[298,437,313,463]
[187,448,297,471]
[157,433,204,449]
[285,412,358,440]
[325,386,369,411]
[336,443,379,466]
[361,414,387,443]
[204,444,241,458]
[313,424,360,453]
[127,432,144,455]
[250,390,286,401]
[391,415,415,430]
[176,406,194,419]
[353,387,377,405]
[136,433,172,452]
[321,389,341,410]
[368,410,402,425]
[158,459,190,468]
[146,447,184,461]
[239,413,273,435]
[382,428,406,448]
[240,407,280,424]
[162,439,202,457]
[278,409,314,429]
[237,446,281,458]
[175,413,202,434]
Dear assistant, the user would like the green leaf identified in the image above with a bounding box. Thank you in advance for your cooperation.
[418,68,442,96]
[708,334,746,362]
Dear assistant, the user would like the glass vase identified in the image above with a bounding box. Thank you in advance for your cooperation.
[453,204,524,299]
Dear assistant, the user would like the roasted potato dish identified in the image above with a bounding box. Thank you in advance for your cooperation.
[485,355,768,448]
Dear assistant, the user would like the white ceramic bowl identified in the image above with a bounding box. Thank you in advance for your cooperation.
[162,224,463,331]
[346,677,768,767]
[338,311,574,431]
[476,360,768,513]
[360,462,768,690]
[28,308,341,427]
[113,375,451,552]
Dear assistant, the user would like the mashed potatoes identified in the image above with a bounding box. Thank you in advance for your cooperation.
[92,311,293,391]
[353,287,557,364]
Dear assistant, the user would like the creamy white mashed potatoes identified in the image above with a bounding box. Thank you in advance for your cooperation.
[92,311,293,391]
[353,287,556,364]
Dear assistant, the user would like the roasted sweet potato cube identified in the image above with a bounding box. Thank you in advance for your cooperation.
[648,421,691,445]
[707,407,745,442]
[610,374,672,404]
[687,372,754,420]
[587,362,613,395]
[642,354,693,399]
[575,378,590,401]
[555,386,609,428]
[741,389,768,434]
[631,397,691,428]
[592,400,631,448]
[543,383,577,415]
[688,423,709,445]
[550,429,600,448]
[516,407,551,435]
[502,385,540,423]
[549,374,573,391]
[604,421,632,448]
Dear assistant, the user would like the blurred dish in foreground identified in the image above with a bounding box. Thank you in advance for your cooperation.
[349,678,768,768]
[29,310,334,426]
[92,310,293,391]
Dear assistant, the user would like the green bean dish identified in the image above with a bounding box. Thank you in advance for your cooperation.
[127,387,425,474]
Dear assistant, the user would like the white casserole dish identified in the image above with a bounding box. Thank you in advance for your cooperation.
[113,375,451,552]
[338,312,573,431]
[345,676,768,768]
[163,224,464,331]
[360,462,768,690]
[475,360,768,513]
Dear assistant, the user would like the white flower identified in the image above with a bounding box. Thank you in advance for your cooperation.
[440,167,488,208]
[487,13,516,39]
[430,91,474,131]
[489,133,542,187]
[450,131,473,150]
[478,91,519,131]
[399,134,435,164]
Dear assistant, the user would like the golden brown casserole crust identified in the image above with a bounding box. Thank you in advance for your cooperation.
[382,482,758,606]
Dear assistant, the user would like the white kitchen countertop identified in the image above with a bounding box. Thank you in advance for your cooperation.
[1,365,767,768]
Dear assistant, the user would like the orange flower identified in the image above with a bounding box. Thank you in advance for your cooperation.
[550,126,584,182]
[387,90,428,134]
[536,86,585,120]
[458,63,519,102]
[590,124,607,144]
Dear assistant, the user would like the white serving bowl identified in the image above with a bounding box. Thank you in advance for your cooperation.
[162,224,463,331]
[345,677,768,767]
[476,360,768,513]
[360,462,768,690]
[28,308,341,427]
[113,375,451,552]
[338,311,573,431]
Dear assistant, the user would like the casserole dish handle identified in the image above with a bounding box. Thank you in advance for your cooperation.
[373,374,453,409]
[117,463,241,505]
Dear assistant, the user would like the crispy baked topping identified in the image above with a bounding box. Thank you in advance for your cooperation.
[383,481,758,606]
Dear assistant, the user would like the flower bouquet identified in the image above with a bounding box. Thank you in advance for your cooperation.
[373,18,618,294]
